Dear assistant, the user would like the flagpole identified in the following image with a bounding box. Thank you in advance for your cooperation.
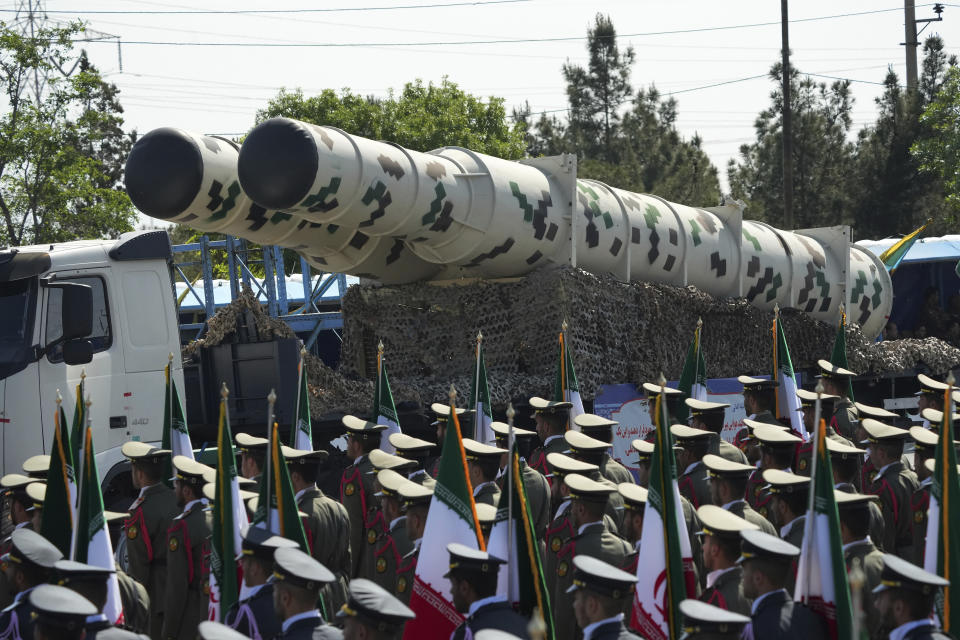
[167,352,174,443]
[506,402,516,603]
[695,317,702,390]
[946,371,956,625]
[799,379,823,600]
[265,388,276,525]
[772,305,780,421]
[474,331,483,440]
[560,320,569,430]
[294,347,303,445]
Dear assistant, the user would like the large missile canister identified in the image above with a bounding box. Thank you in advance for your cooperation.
[126,118,893,337]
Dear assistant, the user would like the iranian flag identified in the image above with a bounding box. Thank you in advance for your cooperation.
[469,336,495,444]
[70,376,86,484]
[290,350,313,450]
[73,426,124,625]
[374,344,401,452]
[43,396,77,557]
[773,311,806,439]
[924,382,960,632]
[630,386,696,639]
[162,356,194,488]
[209,390,249,622]
[488,445,554,638]
[554,325,584,429]
[830,307,855,401]
[795,414,854,639]
[253,422,309,553]
[402,396,485,640]
[676,319,708,423]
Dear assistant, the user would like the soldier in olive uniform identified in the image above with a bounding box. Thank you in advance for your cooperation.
[335,579,415,640]
[672,425,713,510]
[395,482,432,604]
[873,554,953,640]
[679,600,750,640]
[53,559,142,640]
[0,529,63,640]
[762,469,808,550]
[462,439,505,507]
[617,484,646,560]
[368,470,415,593]
[685,399,748,465]
[491,423,551,539]
[732,377,781,463]
[560,444,626,531]
[817,360,859,442]
[863,419,919,558]
[568,556,642,640]
[0,474,38,612]
[236,433,269,487]
[339,416,387,580]
[426,403,469,478]
[388,433,437,487]
[909,428,937,565]
[24,483,44,534]
[744,424,800,520]
[285,446,351,615]
[552,474,632,640]
[564,430,631,488]
[224,527,297,640]
[641,382,685,432]
[120,442,179,640]
[631,439,654,488]
[830,439,886,549]
[162,456,213,640]
[572,414,635,485]
[271,547,342,640]
[835,491,885,639]
[916,373,949,428]
[528,397,574,477]
[795,389,853,476]
[702,454,776,536]
[696,505,756,616]
[446,544,529,640]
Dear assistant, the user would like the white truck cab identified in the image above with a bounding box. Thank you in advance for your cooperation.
[0,230,182,492]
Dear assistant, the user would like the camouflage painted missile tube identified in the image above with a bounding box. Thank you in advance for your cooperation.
[129,119,892,337]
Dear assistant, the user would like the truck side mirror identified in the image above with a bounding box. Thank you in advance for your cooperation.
[62,339,93,365]
[54,282,93,341]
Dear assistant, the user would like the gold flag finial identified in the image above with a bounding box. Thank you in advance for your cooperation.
[658,372,667,388]
[80,369,86,381]
[477,330,483,343]
[448,383,457,404]
[948,371,956,387]
[221,382,229,399]
[561,319,568,332]
[268,388,277,405]
[696,317,703,329]
[773,303,780,315]
[168,352,174,363]
[377,340,384,355]
[815,379,825,395]
[300,345,308,357]
[56,389,62,406]
[506,402,516,425]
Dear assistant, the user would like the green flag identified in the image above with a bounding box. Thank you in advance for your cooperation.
[70,377,85,480]
[374,347,401,451]
[469,340,494,443]
[210,394,247,621]
[42,401,76,556]
[162,359,193,487]
[795,415,855,640]
[488,445,555,638]
[290,352,312,450]
[830,309,854,401]
[254,422,308,553]
[925,384,960,632]
[676,320,707,422]
[552,328,584,426]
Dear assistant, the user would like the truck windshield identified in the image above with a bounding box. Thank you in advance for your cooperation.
[0,277,37,380]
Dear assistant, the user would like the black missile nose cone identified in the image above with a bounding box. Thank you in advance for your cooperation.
[238,118,319,210]
[125,127,204,220]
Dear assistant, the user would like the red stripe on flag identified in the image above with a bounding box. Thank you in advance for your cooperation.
[403,576,464,639]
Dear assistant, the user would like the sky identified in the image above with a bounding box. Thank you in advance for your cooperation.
[13,0,960,195]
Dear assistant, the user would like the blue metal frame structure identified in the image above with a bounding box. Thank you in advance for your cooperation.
[171,235,346,349]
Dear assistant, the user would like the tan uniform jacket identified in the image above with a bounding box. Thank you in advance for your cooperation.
[867,461,919,558]
[700,565,751,616]
[161,501,211,640]
[340,455,378,579]
[297,487,351,615]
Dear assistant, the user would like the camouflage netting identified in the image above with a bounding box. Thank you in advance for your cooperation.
[186,268,960,416]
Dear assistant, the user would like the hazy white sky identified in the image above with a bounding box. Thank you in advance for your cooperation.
[24,0,960,194]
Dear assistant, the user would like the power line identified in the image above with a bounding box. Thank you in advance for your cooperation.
[63,6,930,47]
[4,0,530,14]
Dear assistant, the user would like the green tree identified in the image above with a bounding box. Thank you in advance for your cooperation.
[561,13,635,162]
[912,62,960,223]
[851,37,955,239]
[727,64,856,228]
[521,17,720,206]
[257,77,526,159]
[0,21,136,246]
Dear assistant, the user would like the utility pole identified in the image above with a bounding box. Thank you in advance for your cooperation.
[904,0,919,91]
[781,0,794,230]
